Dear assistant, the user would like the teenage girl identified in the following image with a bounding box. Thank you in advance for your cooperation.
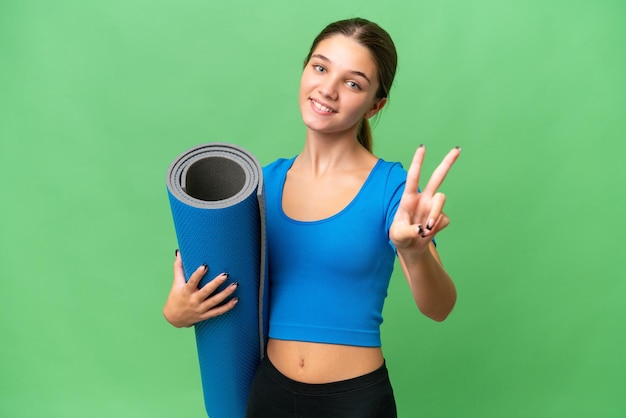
[163,17,460,417]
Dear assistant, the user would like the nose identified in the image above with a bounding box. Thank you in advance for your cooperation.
[318,77,339,100]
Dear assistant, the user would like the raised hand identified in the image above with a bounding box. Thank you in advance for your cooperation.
[389,145,461,254]
[162,250,239,328]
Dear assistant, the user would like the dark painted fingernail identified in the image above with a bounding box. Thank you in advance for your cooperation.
[230,281,239,289]
[222,272,229,279]
[174,249,179,257]
[426,219,434,230]
[232,297,239,304]
[201,263,207,271]
[419,144,425,148]
[455,146,462,151]
[417,225,424,235]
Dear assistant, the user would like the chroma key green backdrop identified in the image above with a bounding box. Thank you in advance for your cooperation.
[1,0,624,417]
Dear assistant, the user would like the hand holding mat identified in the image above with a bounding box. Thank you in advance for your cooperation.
[166,143,268,418]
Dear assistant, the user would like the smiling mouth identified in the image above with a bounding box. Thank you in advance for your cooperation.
[310,99,337,113]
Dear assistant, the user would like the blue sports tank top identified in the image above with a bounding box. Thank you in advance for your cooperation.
[263,157,407,347]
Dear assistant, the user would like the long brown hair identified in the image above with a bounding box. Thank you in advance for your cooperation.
[304,18,398,152]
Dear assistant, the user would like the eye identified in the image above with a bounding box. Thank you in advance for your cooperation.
[346,80,361,90]
[313,64,326,73]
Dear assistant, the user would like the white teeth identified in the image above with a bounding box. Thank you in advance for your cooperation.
[312,100,335,113]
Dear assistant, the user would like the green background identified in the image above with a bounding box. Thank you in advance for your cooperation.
[1,0,624,417]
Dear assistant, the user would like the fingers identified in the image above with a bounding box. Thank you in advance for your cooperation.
[199,280,239,314]
[173,249,210,290]
[390,221,436,252]
[423,192,446,235]
[195,273,239,321]
[422,147,461,196]
[198,296,240,321]
[173,249,187,286]
[186,262,208,290]
[197,272,230,298]
[191,270,239,311]
[173,251,230,297]
[403,145,425,197]
[391,223,421,246]
[437,213,450,231]
[167,251,241,326]
[423,212,450,237]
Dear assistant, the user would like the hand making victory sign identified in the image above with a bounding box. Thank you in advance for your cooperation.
[389,145,461,321]
[390,144,462,255]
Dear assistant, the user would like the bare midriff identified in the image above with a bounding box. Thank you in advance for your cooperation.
[266,338,384,384]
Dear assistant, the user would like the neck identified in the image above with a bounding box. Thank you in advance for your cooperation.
[295,129,371,176]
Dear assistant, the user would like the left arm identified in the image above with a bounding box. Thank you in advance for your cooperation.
[389,145,461,321]
[397,243,456,321]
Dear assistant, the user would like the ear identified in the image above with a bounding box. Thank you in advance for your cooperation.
[365,97,387,119]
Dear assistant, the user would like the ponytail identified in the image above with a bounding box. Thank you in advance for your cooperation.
[357,117,373,152]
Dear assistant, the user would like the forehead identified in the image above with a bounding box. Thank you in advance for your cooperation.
[311,35,377,76]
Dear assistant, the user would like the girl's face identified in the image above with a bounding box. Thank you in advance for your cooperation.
[299,35,386,138]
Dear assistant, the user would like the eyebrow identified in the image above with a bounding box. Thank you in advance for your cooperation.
[311,53,372,84]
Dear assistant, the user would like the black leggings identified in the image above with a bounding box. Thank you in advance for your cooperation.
[245,355,397,418]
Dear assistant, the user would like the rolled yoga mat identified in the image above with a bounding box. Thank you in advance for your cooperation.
[166,143,268,418]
